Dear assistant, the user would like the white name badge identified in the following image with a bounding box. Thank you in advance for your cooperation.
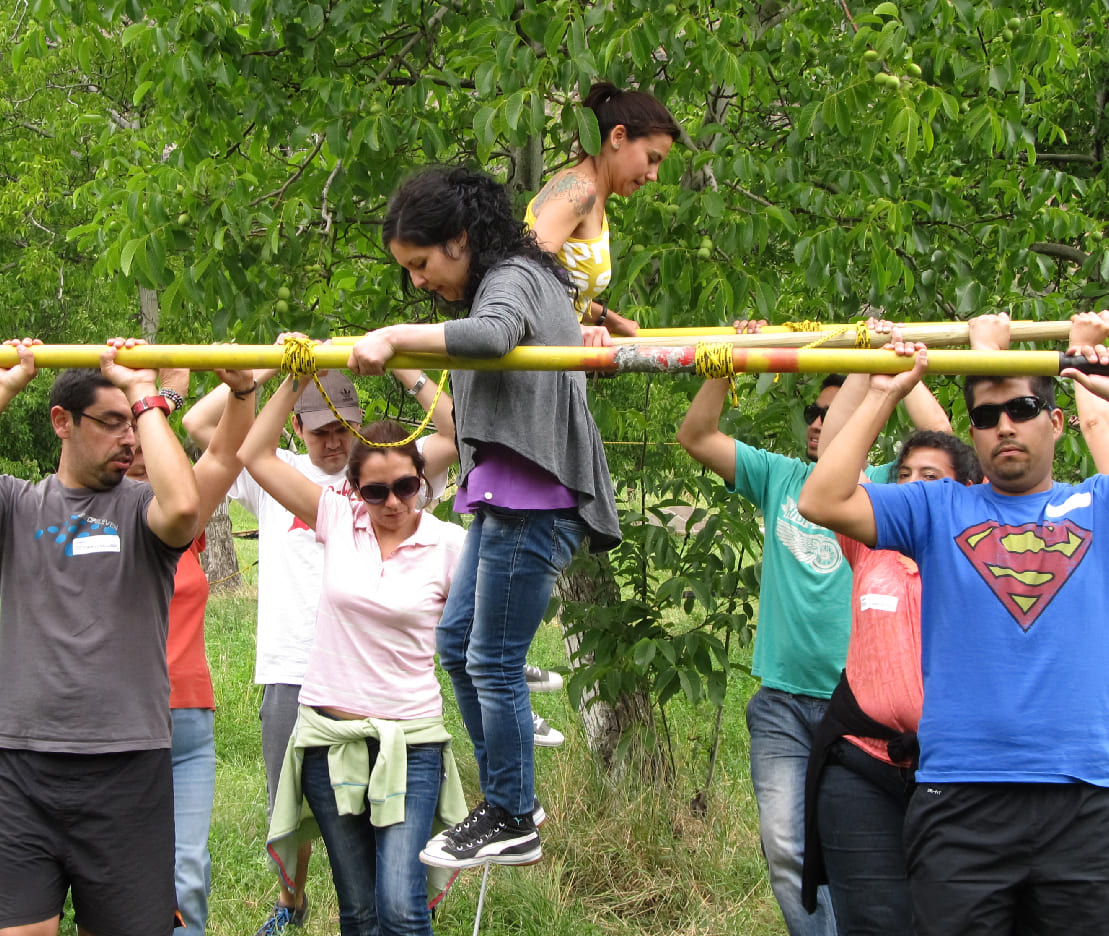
[71,535,121,556]
[859,593,899,613]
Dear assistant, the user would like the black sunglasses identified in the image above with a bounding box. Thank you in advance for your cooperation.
[968,396,1050,430]
[358,475,422,504]
[803,404,829,425]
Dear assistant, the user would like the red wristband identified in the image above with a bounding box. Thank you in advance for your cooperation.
[131,395,173,418]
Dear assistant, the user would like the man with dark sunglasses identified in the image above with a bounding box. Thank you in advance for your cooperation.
[677,322,949,936]
[0,340,200,936]
[799,312,1109,936]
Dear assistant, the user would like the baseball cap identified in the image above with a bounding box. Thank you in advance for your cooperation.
[293,373,364,431]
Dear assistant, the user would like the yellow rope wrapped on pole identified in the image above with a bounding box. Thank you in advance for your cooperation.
[2,341,1108,378]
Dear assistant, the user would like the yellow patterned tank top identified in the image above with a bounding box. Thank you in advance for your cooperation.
[525,197,611,320]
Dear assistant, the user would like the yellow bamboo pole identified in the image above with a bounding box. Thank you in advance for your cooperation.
[0,342,1103,377]
[328,320,1071,349]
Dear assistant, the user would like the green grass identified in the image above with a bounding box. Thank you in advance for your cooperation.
[205,596,784,935]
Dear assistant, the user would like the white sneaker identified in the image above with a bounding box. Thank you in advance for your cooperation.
[532,711,564,747]
[524,664,564,693]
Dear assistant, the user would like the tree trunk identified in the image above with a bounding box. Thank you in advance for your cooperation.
[556,553,656,776]
[199,499,240,591]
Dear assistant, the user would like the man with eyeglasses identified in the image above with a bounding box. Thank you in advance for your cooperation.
[798,313,1109,936]
[184,358,453,935]
[0,340,200,936]
[677,325,950,936]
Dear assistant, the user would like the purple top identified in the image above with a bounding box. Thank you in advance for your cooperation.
[454,444,578,513]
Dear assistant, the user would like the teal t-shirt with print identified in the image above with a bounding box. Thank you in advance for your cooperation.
[728,440,893,699]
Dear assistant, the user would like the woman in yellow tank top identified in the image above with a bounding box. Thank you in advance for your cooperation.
[527,82,681,337]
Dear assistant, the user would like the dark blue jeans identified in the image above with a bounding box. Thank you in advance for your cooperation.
[300,741,442,936]
[818,739,914,935]
[437,506,585,817]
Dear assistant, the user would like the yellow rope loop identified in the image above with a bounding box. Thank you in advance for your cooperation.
[348,370,451,449]
[280,335,319,380]
[694,342,739,405]
[279,336,449,449]
[854,320,871,349]
[784,319,825,332]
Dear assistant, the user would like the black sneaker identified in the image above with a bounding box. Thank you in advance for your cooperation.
[420,803,541,868]
[436,799,494,845]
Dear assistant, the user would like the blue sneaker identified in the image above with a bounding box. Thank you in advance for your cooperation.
[253,894,309,935]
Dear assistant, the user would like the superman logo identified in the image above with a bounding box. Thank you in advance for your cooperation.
[954,518,1092,632]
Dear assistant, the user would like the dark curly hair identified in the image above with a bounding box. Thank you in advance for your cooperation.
[383,166,574,307]
[579,81,682,154]
[896,429,983,485]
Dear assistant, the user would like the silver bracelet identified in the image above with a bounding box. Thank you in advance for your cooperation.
[407,373,428,396]
[158,387,185,412]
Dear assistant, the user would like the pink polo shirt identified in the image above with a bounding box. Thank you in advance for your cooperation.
[298,489,467,720]
[838,534,924,767]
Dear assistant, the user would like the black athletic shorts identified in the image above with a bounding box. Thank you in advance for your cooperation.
[904,781,1109,936]
[0,747,177,935]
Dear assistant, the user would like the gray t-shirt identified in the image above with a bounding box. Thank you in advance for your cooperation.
[0,474,184,752]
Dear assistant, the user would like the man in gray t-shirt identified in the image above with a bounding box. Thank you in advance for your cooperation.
[0,340,199,936]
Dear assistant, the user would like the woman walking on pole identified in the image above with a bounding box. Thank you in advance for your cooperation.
[347,165,621,869]
[527,81,680,337]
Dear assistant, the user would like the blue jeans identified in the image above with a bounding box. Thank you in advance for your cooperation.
[437,507,585,817]
[301,741,443,936]
[818,740,914,935]
[747,686,837,936]
[171,708,216,933]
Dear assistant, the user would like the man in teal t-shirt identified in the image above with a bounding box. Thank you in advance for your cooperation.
[678,373,901,936]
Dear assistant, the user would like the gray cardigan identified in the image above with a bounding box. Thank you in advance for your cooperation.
[443,257,621,551]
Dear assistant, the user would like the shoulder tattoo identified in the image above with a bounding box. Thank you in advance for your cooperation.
[533,172,597,218]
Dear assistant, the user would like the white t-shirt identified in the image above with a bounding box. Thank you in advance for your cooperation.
[231,439,451,686]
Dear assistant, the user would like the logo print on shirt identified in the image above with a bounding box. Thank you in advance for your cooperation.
[35,513,121,556]
[954,518,1092,632]
[776,497,843,574]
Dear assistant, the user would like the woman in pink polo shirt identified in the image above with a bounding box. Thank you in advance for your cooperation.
[238,379,467,936]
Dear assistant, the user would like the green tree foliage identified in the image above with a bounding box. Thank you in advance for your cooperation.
[4,0,1109,762]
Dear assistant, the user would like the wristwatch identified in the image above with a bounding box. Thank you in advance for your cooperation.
[131,395,173,419]
[407,373,428,396]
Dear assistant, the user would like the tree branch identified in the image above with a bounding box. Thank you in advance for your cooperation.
[1030,242,1089,265]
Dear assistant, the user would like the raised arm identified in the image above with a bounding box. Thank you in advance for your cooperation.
[102,340,199,548]
[1061,310,1109,473]
[191,369,258,529]
[0,339,39,415]
[394,368,458,481]
[236,376,325,530]
[677,378,738,485]
[182,339,281,451]
[799,344,928,546]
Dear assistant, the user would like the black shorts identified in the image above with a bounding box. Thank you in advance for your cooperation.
[0,747,177,935]
[905,781,1109,936]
